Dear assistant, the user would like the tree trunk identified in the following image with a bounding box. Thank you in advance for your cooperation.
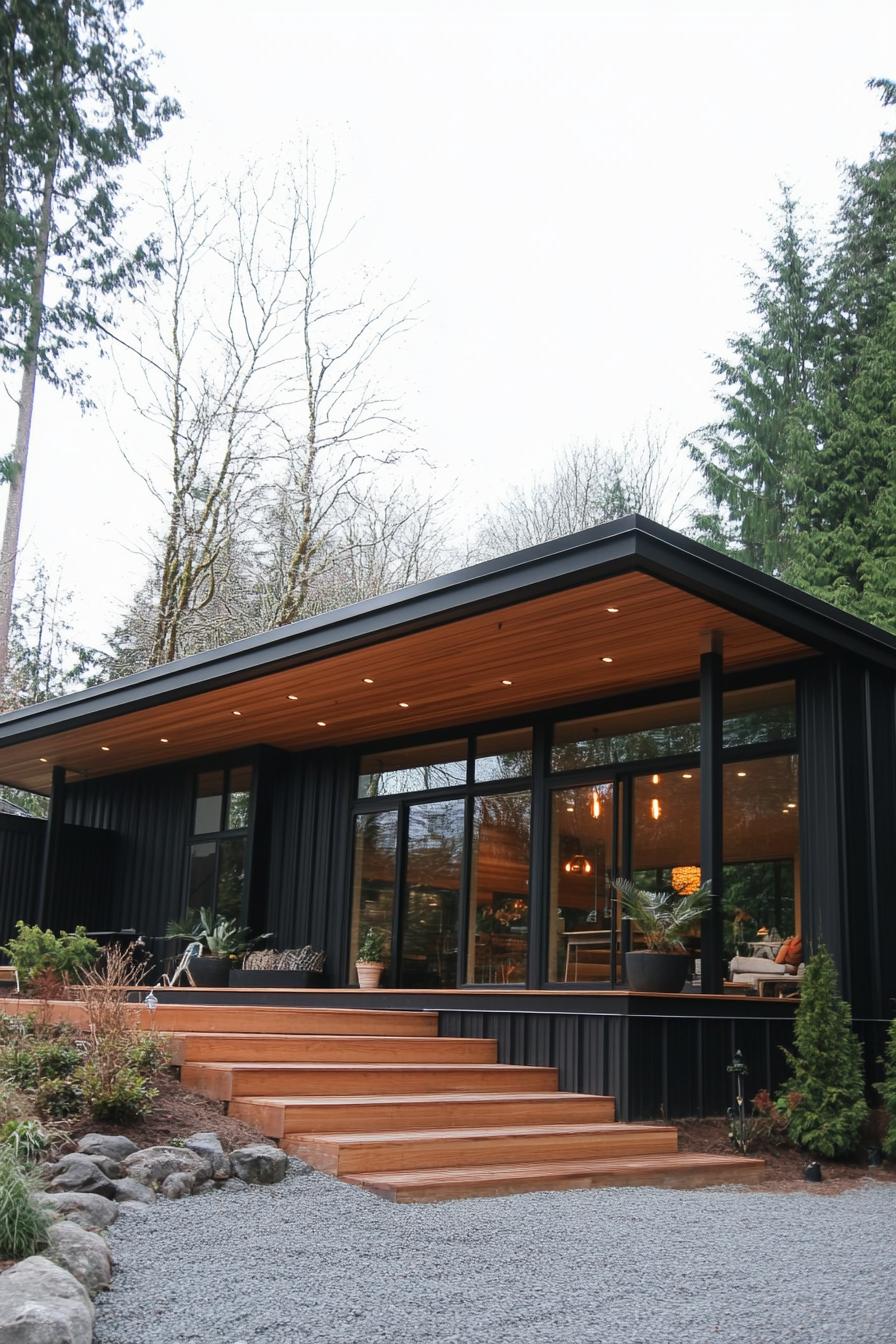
[0,147,58,682]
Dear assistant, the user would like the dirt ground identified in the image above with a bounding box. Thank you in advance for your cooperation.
[62,1072,266,1153]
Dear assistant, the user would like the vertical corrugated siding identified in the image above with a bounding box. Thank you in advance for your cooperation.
[0,816,45,941]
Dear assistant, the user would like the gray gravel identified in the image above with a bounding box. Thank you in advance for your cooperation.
[94,1163,896,1344]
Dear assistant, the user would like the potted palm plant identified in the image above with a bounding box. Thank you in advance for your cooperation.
[355,926,387,989]
[166,907,271,987]
[612,877,713,993]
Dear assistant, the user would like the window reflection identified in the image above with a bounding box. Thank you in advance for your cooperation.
[400,799,465,987]
[723,755,799,957]
[549,782,618,982]
[349,811,398,979]
[467,792,530,983]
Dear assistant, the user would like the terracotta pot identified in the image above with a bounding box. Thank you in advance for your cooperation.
[355,961,384,989]
[624,950,690,993]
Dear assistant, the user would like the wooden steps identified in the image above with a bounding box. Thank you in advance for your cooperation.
[231,1090,618,1139]
[284,1121,678,1173]
[342,1152,766,1203]
[168,1031,497,1066]
[181,1061,559,1102]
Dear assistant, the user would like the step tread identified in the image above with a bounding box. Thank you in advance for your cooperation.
[346,1152,764,1190]
[170,1032,486,1044]
[236,1090,612,1107]
[189,1062,550,1073]
[295,1122,674,1146]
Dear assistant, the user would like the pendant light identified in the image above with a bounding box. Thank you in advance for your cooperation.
[564,854,593,875]
[590,788,601,820]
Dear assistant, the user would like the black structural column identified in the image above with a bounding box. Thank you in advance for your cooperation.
[699,635,724,993]
[37,765,66,927]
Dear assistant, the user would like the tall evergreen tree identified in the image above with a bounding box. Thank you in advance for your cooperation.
[688,186,822,574]
[0,1,178,680]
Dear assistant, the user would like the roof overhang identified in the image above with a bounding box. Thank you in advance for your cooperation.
[1,516,891,795]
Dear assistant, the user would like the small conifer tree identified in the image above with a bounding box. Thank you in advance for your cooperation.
[879,1017,896,1160]
[776,944,868,1158]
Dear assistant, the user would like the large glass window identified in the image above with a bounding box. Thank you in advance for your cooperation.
[349,811,398,977]
[723,683,796,748]
[358,741,467,798]
[467,792,530,983]
[552,701,700,771]
[549,782,618,982]
[631,769,703,971]
[474,729,533,783]
[723,754,799,958]
[186,765,253,923]
[400,799,465,987]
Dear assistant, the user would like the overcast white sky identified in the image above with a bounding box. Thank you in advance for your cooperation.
[3,0,895,650]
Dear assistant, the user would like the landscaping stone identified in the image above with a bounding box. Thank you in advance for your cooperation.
[77,1133,138,1162]
[0,1254,94,1344]
[39,1191,119,1231]
[123,1144,211,1189]
[222,1177,247,1192]
[185,1131,231,1180]
[160,1171,195,1200]
[110,1176,156,1204]
[46,1154,120,1198]
[228,1144,288,1185]
[45,1221,113,1297]
[75,1153,125,1180]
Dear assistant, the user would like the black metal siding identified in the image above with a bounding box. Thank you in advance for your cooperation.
[0,815,44,942]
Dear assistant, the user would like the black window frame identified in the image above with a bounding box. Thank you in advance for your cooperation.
[184,761,257,927]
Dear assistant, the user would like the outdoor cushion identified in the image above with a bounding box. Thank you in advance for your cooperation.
[730,955,789,976]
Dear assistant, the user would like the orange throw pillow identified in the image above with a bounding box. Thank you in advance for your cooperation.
[774,937,793,965]
[785,937,802,968]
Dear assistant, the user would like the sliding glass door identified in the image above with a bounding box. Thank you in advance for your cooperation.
[399,799,465,987]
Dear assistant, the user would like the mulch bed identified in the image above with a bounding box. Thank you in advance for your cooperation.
[676,1114,896,1193]
[63,1072,266,1153]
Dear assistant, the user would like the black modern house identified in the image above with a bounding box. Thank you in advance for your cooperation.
[0,516,893,1120]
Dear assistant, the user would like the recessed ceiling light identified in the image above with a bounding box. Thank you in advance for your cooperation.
[607,606,619,613]
[232,710,242,717]
[398,701,409,709]
[787,802,797,809]
[287,694,299,701]
[682,773,692,779]
[566,804,575,812]
[737,770,747,777]
[160,738,169,744]
[781,808,789,814]
[601,656,613,664]
[317,720,327,727]
[501,679,513,686]
[100,746,110,752]
[39,757,48,763]
[362,677,374,684]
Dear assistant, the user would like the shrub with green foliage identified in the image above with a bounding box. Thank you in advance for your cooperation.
[776,945,868,1158]
[0,1144,50,1259]
[77,1061,157,1123]
[0,1037,81,1091]
[35,1075,83,1119]
[0,922,99,989]
[878,1017,896,1160]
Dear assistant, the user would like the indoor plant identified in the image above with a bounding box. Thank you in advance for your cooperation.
[166,907,271,987]
[612,877,713,993]
[355,926,387,989]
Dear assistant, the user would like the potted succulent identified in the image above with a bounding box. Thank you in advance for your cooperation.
[355,926,387,989]
[166,907,272,987]
[612,877,713,993]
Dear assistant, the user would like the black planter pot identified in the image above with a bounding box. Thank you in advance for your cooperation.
[228,970,325,989]
[624,950,691,993]
[189,956,231,987]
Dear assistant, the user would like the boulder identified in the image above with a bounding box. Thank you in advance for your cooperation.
[74,1153,125,1180]
[160,1171,195,1200]
[222,1177,246,1192]
[45,1221,112,1297]
[123,1144,211,1190]
[228,1144,288,1185]
[76,1133,138,1162]
[0,1255,94,1343]
[46,1155,118,1201]
[184,1131,230,1180]
[110,1176,155,1204]
[38,1192,119,1231]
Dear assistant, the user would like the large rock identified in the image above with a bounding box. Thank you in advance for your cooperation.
[229,1144,288,1185]
[38,1192,119,1231]
[123,1145,211,1190]
[46,1155,119,1198]
[0,1255,94,1343]
[160,1171,195,1200]
[110,1176,155,1204]
[45,1221,112,1297]
[185,1131,230,1180]
[76,1133,138,1162]
[75,1153,125,1180]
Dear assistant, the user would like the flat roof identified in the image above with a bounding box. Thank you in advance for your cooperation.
[0,515,890,793]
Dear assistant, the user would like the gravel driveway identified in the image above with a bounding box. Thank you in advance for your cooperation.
[94,1163,896,1344]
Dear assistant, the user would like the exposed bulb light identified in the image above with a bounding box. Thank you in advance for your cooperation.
[787,802,797,809]
[651,773,661,785]
[564,854,593,875]
[590,788,601,819]
[650,797,661,821]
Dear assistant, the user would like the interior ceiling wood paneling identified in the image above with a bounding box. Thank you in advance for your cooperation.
[0,572,813,794]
